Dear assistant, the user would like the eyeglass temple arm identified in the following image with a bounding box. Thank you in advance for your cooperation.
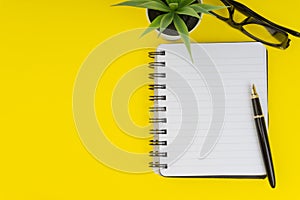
[226,0,300,37]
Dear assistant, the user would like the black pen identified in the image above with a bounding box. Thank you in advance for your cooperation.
[251,84,276,188]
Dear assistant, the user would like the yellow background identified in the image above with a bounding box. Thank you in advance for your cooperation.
[1,0,300,199]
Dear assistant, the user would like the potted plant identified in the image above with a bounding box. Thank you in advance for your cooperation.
[113,0,225,59]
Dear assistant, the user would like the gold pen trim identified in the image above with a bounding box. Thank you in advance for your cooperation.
[254,114,264,119]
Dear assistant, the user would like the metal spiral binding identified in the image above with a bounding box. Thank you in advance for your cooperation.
[148,61,166,68]
[148,51,165,58]
[149,106,166,112]
[149,162,168,169]
[149,129,167,134]
[149,95,166,101]
[148,51,168,169]
[149,151,167,157]
[148,73,166,79]
[149,118,167,123]
[149,140,167,146]
[149,84,166,90]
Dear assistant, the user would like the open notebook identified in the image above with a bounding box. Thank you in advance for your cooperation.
[149,42,268,177]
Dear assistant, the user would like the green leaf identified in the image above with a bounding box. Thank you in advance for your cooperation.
[198,4,227,11]
[112,1,149,7]
[178,0,195,8]
[112,0,170,12]
[176,6,200,18]
[139,1,171,12]
[169,3,178,10]
[158,12,174,36]
[190,3,227,15]
[173,14,193,61]
[166,0,180,4]
[140,14,164,37]
[190,4,211,14]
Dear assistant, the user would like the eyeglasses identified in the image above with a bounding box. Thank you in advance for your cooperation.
[209,0,300,49]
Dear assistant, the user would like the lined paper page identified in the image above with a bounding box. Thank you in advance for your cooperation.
[155,42,267,176]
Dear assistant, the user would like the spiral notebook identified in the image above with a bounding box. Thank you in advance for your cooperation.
[149,42,268,177]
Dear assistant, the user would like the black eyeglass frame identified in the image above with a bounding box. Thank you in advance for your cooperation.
[209,0,300,49]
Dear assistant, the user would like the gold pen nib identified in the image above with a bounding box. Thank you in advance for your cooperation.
[251,84,258,97]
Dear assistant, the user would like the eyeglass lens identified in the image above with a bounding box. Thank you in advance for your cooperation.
[206,0,288,45]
